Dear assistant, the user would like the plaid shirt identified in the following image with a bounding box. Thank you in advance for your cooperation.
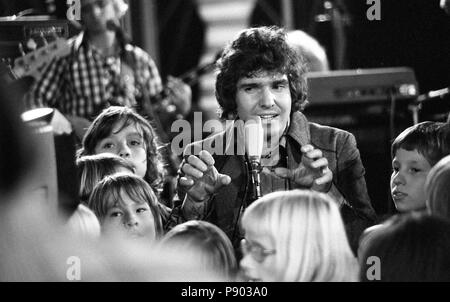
[27,33,163,121]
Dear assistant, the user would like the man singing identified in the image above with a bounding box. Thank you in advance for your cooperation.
[173,26,377,253]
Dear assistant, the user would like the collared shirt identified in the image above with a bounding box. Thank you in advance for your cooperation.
[26,33,163,120]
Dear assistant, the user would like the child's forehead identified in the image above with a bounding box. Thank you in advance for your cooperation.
[111,119,144,136]
[394,148,430,164]
[108,190,147,208]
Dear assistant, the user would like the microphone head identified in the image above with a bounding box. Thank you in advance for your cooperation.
[244,117,264,160]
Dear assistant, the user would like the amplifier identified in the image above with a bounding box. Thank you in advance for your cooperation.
[0,17,69,63]
[306,67,419,106]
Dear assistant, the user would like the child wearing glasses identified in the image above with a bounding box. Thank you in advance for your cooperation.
[239,190,358,282]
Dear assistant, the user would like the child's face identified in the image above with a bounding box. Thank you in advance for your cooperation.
[94,121,147,178]
[101,192,157,241]
[390,148,432,212]
[239,228,277,282]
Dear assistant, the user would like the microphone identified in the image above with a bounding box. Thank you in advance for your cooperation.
[244,117,264,200]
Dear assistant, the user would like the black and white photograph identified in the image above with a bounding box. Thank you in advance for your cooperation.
[0,0,449,287]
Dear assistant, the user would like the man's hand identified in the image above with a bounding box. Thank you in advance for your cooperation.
[179,150,231,203]
[166,75,192,116]
[274,144,333,193]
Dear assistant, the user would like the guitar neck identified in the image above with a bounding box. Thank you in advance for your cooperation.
[151,60,216,104]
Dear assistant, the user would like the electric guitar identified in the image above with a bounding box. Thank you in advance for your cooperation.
[11,38,71,80]
[4,36,91,138]
[144,59,218,142]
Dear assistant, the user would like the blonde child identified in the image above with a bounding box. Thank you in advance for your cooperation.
[239,190,358,282]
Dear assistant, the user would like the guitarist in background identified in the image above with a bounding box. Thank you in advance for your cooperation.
[26,0,192,140]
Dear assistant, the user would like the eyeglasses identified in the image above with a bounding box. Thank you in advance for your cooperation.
[240,238,276,263]
[81,0,111,14]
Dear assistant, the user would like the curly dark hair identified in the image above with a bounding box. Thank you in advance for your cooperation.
[215,26,308,118]
[79,106,165,192]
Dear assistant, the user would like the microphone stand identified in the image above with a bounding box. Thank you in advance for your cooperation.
[248,157,262,201]
[409,86,450,124]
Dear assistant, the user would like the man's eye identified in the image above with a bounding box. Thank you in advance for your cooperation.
[244,86,257,93]
[273,84,287,91]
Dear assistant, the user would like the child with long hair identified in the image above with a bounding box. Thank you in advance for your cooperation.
[88,173,164,242]
[77,153,135,203]
[79,106,165,191]
[239,190,358,282]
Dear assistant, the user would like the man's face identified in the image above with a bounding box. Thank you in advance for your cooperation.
[81,0,116,34]
[235,71,292,145]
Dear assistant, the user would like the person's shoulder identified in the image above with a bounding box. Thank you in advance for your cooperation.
[358,220,393,256]
[309,122,354,147]
[125,44,155,63]
[309,122,352,137]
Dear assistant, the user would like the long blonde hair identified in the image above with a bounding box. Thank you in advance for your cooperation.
[241,190,358,282]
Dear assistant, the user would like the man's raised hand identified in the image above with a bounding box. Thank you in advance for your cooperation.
[179,150,231,203]
[274,144,332,193]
